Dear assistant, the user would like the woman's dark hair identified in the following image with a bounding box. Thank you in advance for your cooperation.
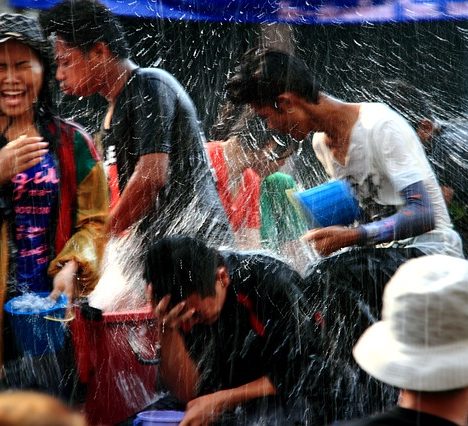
[144,236,224,306]
[226,47,320,107]
[39,0,129,59]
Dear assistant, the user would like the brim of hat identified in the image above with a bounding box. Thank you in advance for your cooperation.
[353,321,468,391]
[0,35,16,44]
[0,34,47,56]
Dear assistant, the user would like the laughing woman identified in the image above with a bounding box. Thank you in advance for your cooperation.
[0,13,108,392]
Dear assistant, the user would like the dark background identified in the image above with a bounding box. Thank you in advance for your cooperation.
[56,17,468,137]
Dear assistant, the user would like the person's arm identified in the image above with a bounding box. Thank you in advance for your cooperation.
[303,180,435,256]
[357,180,435,245]
[107,152,168,235]
[49,160,109,299]
[155,295,200,403]
[181,376,276,426]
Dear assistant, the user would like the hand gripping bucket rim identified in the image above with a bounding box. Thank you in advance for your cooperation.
[293,179,360,228]
[4,292,68,356]
[133,410,185,426]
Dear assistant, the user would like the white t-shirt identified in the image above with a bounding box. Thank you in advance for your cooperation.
[312,103,463,258]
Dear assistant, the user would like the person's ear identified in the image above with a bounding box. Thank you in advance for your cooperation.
[215,266,230,288]
[89,42,113,60]
[276,93,294,112]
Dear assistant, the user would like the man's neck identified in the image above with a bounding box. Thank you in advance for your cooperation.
[100,58,138,102]
[320,97,360,144]
[399,389,468,425]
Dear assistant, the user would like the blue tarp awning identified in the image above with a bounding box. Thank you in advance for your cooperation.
[7,0,468,24]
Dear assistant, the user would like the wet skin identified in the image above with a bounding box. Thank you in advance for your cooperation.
[0,40,43,119]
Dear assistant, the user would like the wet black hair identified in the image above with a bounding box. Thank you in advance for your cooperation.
[228,107,276,151]
[375,79,434,131]
[226,47,320,107]
[210,103,298,157]
[0,13,55,121]
[39,0,129,59]
[209,101,245,141]
[144,236,224,306]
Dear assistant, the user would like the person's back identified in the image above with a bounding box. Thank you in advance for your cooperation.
[336,254,468,426]
[106,66,231,243]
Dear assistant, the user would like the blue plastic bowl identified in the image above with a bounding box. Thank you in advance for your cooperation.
[4,292,68,356]
[133,410,185,426]
[294,179,361,228]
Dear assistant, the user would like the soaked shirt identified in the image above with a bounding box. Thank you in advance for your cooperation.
[12,152,59,292]
[184,251,320,400]
[100,68,232,243]
[313,103,462,257]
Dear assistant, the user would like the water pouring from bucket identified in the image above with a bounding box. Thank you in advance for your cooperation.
[291,179,361,229]
[4,292,69,357]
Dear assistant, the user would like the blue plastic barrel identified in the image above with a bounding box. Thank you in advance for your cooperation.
[133,410,185,426]
[294,179,361,228]
[4,292,68,356]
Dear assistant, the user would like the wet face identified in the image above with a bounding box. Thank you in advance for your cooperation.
[184,279,228,326]
[54,38,100,97]
[253,98,312,141]
[0,40,43,119]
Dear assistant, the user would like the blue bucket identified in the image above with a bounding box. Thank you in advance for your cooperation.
[294,180,361,228]
[133,410,185,426]
[4,292,68,356]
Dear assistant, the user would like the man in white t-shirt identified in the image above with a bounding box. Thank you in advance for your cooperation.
[226,48,463,420]
[226,48,462,260]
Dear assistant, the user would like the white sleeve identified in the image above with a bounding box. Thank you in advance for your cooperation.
[372,118,425,192]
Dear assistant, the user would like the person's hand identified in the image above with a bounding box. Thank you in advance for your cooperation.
[154,295,196,334]
[0,136,48,184]
[302,226,360,256]
[180,392,228,426]
[50,260,79,301]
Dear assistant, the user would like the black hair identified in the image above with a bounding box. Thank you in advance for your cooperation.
[209,101,245,141]
[228,107,275,150]
[39,0,129,59]
[226,47,320,107]
[210,103,298,156]
[144,236,224,306]
[374,80,433,131]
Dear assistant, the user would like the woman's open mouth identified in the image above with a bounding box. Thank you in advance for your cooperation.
[1,89,26,107]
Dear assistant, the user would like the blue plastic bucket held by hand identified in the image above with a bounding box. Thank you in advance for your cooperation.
[133,410,185,426]
[293,179,361,228]
[4,292,68,356]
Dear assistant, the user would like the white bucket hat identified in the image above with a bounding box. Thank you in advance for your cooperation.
[353,254,468,392]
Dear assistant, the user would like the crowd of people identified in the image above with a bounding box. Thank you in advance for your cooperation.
[0,0,466,425]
